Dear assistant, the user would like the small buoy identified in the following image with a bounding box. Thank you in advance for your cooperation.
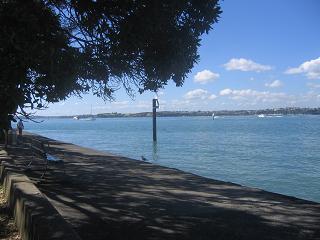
[141,156,147,161]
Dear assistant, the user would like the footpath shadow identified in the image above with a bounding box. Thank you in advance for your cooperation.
[5,138,320,240]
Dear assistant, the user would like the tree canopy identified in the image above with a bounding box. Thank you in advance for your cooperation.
[0,0,221,125]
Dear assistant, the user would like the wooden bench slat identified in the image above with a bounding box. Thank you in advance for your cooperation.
[22,136,65,178]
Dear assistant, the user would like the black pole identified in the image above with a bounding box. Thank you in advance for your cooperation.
[152,99,157,142]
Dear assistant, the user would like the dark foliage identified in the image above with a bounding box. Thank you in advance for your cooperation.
[0,0,221,127]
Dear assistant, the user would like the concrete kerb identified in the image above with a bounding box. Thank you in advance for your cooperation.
[0,151,81,240]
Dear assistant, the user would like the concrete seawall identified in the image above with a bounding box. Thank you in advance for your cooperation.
[0,149,81,240]
[2,132,320,240]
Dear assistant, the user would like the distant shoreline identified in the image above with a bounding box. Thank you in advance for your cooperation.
[35,107,320,119]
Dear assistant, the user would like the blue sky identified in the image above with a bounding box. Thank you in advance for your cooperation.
[40,0,320,116]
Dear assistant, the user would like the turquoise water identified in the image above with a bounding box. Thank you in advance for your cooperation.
[25,115,320,202]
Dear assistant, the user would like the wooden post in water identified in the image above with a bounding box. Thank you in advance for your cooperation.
[152,98,159,142]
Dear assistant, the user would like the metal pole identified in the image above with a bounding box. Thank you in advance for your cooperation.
[152,99,157,142]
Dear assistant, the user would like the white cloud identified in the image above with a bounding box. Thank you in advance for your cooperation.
[224,58,272,72]
[194,70,220,84]
[208,94,217,100]
[265,80,283,88]
[97,101,129,110]
[170,99,190,109]
[184,89,208,100]
[134,100,150,109]
[93,105,111,110]
[285,57,320,79]
[219,88,289,103]
[112,101,129,106]
[219,88,233,96]
[168,89,320,111]
[93,101,130,110]
[307,82,320,88]
[184,89,216,101]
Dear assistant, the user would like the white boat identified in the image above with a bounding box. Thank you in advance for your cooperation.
[212,113,215,120]
[80,116,96,121]
[80,105,96,121]
[257,114,265,118]
[267,114,283,118]
[73,116,79,120]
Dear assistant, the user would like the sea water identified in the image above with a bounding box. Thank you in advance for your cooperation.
[24,115,320,202]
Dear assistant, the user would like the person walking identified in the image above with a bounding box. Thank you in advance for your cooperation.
[17,119,24,136]
[0,115,13,148]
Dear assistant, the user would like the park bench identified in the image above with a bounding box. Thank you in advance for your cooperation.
[23,137,65,179]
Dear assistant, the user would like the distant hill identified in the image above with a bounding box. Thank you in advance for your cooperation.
[36,107,320,119]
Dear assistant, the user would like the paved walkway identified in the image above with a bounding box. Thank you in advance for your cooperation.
[4,133,320,240]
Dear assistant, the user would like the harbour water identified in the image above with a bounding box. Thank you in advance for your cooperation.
[25,115,320,202]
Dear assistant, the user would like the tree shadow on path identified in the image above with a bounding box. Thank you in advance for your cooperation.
[5,136,320,240]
